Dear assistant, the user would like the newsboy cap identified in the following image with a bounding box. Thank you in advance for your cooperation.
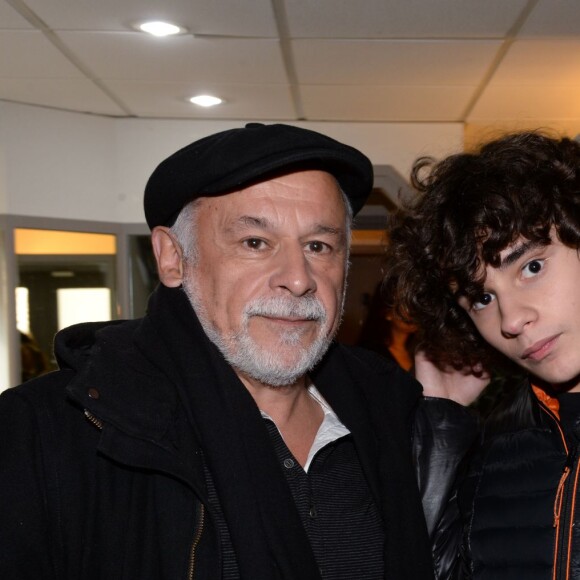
[144,123,374,229]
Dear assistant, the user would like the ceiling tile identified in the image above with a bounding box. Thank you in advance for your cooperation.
[23,0,277,36]
[293,39,501,85]
[490,40,580,85]
[519,0,580,37]
[0,0,34,29]
[469,84,580,121]
[105,80,296,119]
[0,78,126,115]
[58,32,286,83]
[300,84,475,121]
[0,30,82,78]
[0,0,579,130]
[285,0,528,38]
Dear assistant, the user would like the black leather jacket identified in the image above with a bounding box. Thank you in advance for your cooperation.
[413,397,479,579]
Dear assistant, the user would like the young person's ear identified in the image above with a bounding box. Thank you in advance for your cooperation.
[151,226,184,288]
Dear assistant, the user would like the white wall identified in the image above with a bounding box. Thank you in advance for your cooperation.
[0,101,463,224]
[1,102,117,222]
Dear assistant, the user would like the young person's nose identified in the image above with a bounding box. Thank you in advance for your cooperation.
[499,294,535,338]
[269,244,317,297]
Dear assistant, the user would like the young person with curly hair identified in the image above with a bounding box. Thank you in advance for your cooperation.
[384,131,580,580]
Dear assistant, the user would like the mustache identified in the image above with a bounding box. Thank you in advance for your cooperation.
[244,295,327,322]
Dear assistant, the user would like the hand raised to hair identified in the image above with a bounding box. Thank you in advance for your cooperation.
[414,350,490,406]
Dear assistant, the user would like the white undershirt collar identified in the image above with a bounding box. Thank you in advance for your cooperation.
[260,384,350,472]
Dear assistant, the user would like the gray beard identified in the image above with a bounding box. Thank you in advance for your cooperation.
[182,277,338,387]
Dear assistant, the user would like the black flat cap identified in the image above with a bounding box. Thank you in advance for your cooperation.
[144,123,373,229]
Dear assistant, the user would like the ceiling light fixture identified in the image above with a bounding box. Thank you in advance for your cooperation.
[138,21,184,37]
[189,95,223,107]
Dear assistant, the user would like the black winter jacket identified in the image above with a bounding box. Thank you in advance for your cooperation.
[458,381,580,580]
[0,286,459,580]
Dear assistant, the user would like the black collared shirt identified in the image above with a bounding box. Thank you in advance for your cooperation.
[204,418,384,579]
[264,419,385,579]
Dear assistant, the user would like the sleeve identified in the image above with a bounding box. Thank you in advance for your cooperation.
[0,388,58,580]
[413,396,479,580]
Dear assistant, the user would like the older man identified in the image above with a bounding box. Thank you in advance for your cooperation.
[0,123,436,580]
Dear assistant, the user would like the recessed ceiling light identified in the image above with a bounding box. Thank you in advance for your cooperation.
[138,21,185,37]
[189,95,223,107]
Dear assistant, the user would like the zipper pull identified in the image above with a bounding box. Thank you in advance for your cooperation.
[553,444,578,527]
[564,443,578,470]
[84,409,104,430]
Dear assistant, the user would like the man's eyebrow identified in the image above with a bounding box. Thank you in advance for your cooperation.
[312,224,343,237]
[500,240,545,270]
[236,215,270,229]
[222,216,271,236]
[232,217,345,238]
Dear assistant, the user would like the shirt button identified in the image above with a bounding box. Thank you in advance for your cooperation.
[88,388,100,400]
[283,458,295,469]
[309,505,317,518]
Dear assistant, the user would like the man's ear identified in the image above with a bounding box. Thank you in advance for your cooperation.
[151,226,185,288]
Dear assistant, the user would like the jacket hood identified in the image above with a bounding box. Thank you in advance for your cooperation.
[59,315,183,449]
[54,319,126,372]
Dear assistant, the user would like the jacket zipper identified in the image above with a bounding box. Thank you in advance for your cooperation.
[84,408,206,580]
[539,403,579,580]
[553,444,579,580]
[84,409,104,430]
[187,503,205,580]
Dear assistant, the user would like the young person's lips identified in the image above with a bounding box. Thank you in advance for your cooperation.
[522,335,560,362]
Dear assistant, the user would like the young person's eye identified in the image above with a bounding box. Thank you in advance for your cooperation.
[472,292,495,311]
[521,258,544,278]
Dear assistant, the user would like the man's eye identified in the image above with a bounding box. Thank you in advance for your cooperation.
[522,259,544,278]
[307,241,328,253]
[472,292,495,311]
[243,238,265,250]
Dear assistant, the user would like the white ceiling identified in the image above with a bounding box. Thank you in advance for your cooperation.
[1,0,580,126]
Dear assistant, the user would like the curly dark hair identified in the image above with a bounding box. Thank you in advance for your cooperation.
[383,131,580,369]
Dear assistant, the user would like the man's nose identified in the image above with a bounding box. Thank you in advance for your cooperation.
[269,244,317,297]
